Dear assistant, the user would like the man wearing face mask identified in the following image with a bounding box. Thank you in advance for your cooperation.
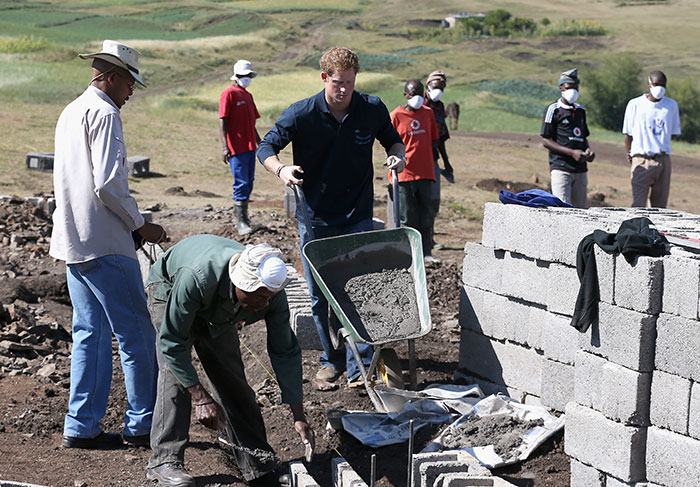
[390,79,440,263]
[425,70,454,183]
[219,59,261,235]
[540,68,595,208]
[622,70,681,208]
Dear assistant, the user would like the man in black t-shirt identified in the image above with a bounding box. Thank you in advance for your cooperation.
[540,68,595,208]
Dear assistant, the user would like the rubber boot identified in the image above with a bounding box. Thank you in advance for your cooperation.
[234,201,253,235]
[240,199,260,228]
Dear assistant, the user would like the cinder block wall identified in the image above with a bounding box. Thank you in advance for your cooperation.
[457,203,700,487]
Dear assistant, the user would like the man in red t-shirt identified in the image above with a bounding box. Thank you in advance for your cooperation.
[390,79,440,263]
[219,59,261,235]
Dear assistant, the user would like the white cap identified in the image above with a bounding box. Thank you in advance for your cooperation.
[79,40,146,87]
[230,59,257,81]
[229,243,289,292]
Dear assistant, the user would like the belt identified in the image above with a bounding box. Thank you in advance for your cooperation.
[631,152,668,160]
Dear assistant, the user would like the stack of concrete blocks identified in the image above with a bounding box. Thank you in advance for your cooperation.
[285,266,321,350]
[411,451,494,487]
[289,461,320,487]
[457,203,700,486]
[332,457,368,487]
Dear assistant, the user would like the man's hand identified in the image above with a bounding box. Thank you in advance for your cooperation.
[581,148,595,163]
[188,383,226,430]
[222,147,232,164]
[279,165,304,187]
[294,420,315,462]
[137,221,166,244]
[386,154,406,173]
[570,149,583,162]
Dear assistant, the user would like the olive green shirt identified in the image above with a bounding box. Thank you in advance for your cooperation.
[146,234,302,404]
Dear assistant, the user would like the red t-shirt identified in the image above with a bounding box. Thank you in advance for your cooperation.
[219,84,260,155]
[389,105,438,183]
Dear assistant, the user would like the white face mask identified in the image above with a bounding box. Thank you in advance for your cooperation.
[407,95,424,109]
[561,88,579,104]
[649,84,665,100]
[428,88,443,102]
[237,76,252,88]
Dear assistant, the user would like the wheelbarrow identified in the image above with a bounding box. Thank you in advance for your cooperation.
[294,169,432,412]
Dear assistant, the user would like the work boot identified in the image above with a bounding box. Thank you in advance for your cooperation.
[234,201,253,235]
[240,199,261,228]
[315,365,342,382]
[62,431,122,449]
[146,463,196,487]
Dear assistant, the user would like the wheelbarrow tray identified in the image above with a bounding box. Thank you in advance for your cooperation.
[302,227,432,345]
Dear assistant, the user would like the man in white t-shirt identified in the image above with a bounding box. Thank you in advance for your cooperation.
[622,70,681,207]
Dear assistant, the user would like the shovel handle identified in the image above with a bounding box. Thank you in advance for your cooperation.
[391,168,400,228]
[293,183,315,241]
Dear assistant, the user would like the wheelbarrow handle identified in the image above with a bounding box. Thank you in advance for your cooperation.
[391,168,400,228]
[292,183,315,241]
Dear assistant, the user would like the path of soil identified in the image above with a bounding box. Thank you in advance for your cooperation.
[0,199,569,487]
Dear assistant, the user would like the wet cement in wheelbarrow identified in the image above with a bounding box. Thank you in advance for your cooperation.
[439,414,545,461]
[328,267,420,342]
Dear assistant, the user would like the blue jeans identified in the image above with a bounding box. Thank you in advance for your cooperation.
[64,254,158,438]
[229,150,256,201]
[298,218,374,382]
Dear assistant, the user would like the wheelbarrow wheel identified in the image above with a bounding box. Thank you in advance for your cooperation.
[379,348,403,389]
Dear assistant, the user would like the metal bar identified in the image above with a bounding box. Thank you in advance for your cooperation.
[408,339,417,390]
[345,337,386,412]
[391,168,400,228]
[370,454,377,487]
[407,419,415,487]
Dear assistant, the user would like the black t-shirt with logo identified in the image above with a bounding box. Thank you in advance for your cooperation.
[540,100,590,173]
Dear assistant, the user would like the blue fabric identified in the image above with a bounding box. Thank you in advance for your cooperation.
[64,254,157,438]
[297,217,374,382]
[498,189,573,208]
[257,90,402,226]
[229,150,256,201]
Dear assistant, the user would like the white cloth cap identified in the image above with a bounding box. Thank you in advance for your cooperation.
[230,59,257,80]
[229,243,289,292]
[79,40,146,87]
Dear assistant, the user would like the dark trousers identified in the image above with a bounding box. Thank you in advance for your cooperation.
[399,179,436,256]
[146,283,277,481]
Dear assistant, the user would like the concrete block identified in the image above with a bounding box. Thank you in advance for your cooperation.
[462,242,505,293]
[570,458,605,487]
[614,255,663,314]
[284,269,321,350]
[541,312,579,365]
[290,461,321,487]
[655,313,700,380]
[650,370,691,435]
[458,331,542,396]
[332,457,367,487]
[459,286,485,332]
[25,151,54,172]
[412,451,488,487]
[574,350,651,426]
[564,402,646,482]
[540,358,574,412]
[690,382,700,439]
[500,252,549,306]
[605,476,663,487]
[662,254,700,319]
[646,426,700,486]
[411,452,460,487]
[580,302,656,372]
[126,155,150,176]
[433,473,516,486]
[546,263,579,316]
[595,246,615,304]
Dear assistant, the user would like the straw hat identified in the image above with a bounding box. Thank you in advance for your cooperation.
[79,40,146,87]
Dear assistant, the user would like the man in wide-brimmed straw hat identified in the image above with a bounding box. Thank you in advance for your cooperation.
[51,39,166,450]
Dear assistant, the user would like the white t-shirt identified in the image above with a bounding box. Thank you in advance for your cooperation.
[622,94,681,156]
[50,86,144,264]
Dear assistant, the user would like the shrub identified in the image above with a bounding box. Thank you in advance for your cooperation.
[0,35,49,54]
[585,54,643,131]
[668,78,700,143]
[539,19,607,37]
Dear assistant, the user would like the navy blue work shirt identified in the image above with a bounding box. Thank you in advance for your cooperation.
[257,89,402,226]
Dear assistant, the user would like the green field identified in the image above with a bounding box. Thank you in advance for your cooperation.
[2,0,700,211]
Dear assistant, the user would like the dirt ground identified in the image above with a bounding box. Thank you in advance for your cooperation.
[0,193,571,487]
